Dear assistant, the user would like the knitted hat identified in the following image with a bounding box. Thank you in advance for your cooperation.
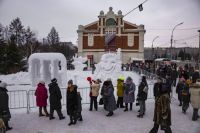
[51,78,57,83]
[0,82,7,88]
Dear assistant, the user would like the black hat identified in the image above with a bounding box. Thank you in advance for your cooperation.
[68,79,73,84]
[51,78,57,83]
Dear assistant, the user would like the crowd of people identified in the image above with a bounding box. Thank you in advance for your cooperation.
[0,63,199,132]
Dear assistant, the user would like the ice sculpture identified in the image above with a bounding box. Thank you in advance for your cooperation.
[72,54,87,71]
[94,48,122,82]
[28,53,67,87]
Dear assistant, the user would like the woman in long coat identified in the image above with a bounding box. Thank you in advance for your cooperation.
[35,81,49,117]
[67,80,78,126]
[150,84,172,133]
[123,77,136,111]
[48,78,65,120]
[101,80,117,116]
[0,82,12,131]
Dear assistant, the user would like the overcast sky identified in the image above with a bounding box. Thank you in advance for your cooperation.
[0,0,200,47]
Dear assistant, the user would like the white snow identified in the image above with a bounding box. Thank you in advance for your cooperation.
[9,100,200,133]
[28,53,67,87]
[72,55,87,71]
[94,49,122,82]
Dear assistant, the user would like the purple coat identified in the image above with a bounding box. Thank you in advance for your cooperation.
[35,83,48,107]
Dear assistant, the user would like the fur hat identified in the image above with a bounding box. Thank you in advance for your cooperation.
[0,82,7,88]
[51,78,57,83]
[68,79,73,84]
[39,80,45,85]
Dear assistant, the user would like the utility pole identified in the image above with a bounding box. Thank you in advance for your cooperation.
[152,36,159,60]
[198,30,200,64]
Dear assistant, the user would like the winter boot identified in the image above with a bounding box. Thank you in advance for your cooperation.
[106,112,113,117]
[49,116,55,120]
[137,114,143,118]
[5,122,12,131]
[68,121,73,126]
[124,104,128,112]
[59,116,65,120]
[149,123,159,133]
[130,103,133,111]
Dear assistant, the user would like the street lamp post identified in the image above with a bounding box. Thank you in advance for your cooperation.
[152,36,159,60]
[170,22,184,59]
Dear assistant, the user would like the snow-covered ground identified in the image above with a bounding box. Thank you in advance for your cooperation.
[1,71,199,133]
[0,70,147,91]
[8,100,200,133]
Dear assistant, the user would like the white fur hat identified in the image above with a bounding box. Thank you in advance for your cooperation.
[39,80,45,84]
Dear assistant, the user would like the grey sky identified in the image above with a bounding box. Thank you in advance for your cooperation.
[0,0,200,47]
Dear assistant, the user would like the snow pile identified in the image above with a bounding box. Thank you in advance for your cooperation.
[94,48,122,82]
[28,53,67,87]
[72,55,87,71]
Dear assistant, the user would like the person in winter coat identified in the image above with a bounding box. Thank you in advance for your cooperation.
[137,75,148,118]
[171,68,178,87]
[192,68,199,83]
[176,78,185,106]
[189,79,200,121]
[0,82,12,131]
[116,76,125,108]
[48,78,65,120]
[123,77,136,112]
[76,92,83,121]
[35,81,49,117]
[67,80,78,126]
[181,79,191,114]
[89,79,101,111]
[0,118,6,133]
[153,77,162,98]
[101,79,117,117]
[149,83,172,133]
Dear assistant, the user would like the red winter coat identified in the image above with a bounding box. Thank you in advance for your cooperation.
[35,83,48,107]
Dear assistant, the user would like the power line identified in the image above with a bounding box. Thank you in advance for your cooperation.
[146,27,200,31]
[124,0,149,17]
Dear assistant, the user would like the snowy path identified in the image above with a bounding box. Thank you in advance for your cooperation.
[9,100,200,133]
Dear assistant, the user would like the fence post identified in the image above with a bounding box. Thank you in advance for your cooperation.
[27,91,30,114]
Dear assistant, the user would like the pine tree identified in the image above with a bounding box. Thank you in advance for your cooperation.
[47,27,60,51]
[9,17,25,46]
[6,35,22,73]
[0,23,7,74]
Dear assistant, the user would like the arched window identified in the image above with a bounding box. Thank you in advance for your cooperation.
[106,18,116,26]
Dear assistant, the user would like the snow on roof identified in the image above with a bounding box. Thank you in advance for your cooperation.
[154,58,170,61]
[131,58,144,61]
[28,53,66,63]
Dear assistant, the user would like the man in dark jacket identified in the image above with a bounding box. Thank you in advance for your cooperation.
[67,80,78,126]
[48,78,65,120]
[0,82,12,131]
[192,68,199,83]
[153,77,162,98]
[137,75,148,118]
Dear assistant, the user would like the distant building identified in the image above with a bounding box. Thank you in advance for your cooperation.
[77,7,145,64]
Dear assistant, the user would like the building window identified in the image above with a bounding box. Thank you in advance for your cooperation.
[88,33,94,46]
[128,34,134,47]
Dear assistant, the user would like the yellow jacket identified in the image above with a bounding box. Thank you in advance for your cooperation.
[117,80,124,97]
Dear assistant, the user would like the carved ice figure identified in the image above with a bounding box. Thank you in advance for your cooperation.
[72,54,87,71]
[28,53,67,87]
[94,48,122,82]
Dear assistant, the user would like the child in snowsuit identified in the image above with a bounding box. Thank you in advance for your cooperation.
[181,79,191,114]
[116,76,125,108]
[76,92,83,121]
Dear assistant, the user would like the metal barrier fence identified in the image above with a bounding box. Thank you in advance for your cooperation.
[8,84,155,114]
